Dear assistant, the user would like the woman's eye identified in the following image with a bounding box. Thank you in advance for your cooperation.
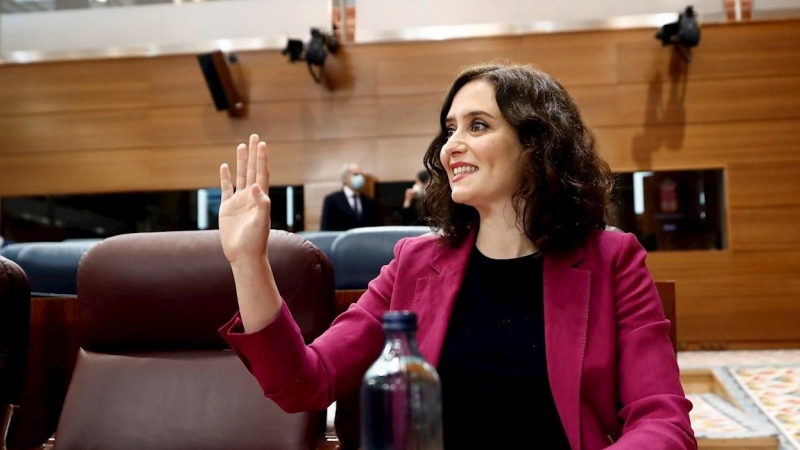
[471,121,487,132]
[445,121,486,137]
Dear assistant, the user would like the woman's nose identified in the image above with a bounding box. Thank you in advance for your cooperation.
[443,135,466,156]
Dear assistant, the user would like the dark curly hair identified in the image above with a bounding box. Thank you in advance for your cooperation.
[422,61,613,254]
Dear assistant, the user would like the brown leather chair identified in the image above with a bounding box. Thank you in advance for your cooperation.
[0,256,30,450]
[52,230,335,450]
[654,280,678,354]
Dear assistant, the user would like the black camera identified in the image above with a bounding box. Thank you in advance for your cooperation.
[281,39,305,62]
[280,28,340,83]
[656,5,700,48]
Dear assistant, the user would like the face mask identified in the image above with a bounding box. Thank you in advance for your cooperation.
[350,174,365,190]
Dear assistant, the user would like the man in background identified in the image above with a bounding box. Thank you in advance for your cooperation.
[320,163,380,231]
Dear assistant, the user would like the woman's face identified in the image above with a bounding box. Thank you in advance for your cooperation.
[440,79,525,212]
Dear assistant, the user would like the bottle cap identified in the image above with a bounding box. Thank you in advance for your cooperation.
[382,310,417,331]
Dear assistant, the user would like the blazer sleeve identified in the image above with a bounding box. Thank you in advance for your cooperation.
[609,233,697,449]
[219,237,413,413]
[320,194,334,231]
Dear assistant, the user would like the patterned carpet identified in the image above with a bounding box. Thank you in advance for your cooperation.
[679,350,800,450]
[687,392,773,437]
[730,367,800,449]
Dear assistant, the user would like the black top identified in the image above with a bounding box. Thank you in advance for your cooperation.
[437,246,571,449]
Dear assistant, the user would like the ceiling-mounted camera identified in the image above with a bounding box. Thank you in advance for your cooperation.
[281,28,340,83]
[656,5,701,63]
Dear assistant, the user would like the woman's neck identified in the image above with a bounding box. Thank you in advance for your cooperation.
[475,208,537,259]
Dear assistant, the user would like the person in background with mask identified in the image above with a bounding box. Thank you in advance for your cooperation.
[320,163,380,231]
[401,169,431,226]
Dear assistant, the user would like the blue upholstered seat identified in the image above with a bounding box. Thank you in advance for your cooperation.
[296,230,343,260]
[0,243,29,263]
[329,226,432,290]
[13,240,101,296]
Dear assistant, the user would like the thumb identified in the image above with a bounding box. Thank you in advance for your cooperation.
[250,184,269,206]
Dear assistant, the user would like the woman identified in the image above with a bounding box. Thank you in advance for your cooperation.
[219,62,696,449]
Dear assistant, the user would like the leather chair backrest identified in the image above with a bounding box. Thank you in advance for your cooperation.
[0,255,30,448]
[53,230,335,450]
[0,244,28,263]
[330,226,432,290]
[296,230,343,260]
[13,240,101,296]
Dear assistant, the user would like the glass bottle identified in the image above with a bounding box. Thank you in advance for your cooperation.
[360,310,444,450]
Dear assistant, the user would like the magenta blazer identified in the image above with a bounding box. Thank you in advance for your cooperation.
[222,229,696,449]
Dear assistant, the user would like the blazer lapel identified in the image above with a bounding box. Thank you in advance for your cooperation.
[415,229,476,367]
[335,191,356,217]
[544,246,590,450]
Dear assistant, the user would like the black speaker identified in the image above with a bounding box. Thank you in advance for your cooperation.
[197,50,245,117]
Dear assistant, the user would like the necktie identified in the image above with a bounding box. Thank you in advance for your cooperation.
[353,195,362,219]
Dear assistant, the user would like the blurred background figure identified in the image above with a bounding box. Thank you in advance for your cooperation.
[401,169,430,226]
[320,163,380,231]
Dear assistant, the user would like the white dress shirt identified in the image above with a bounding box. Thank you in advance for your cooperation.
[342,185,362,218]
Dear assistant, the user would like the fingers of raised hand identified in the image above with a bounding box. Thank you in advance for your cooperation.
[256,141,269,193]
[247,134,259,187]
[235,143,247,192]
[233,134,266,196]
[220,163,233,201]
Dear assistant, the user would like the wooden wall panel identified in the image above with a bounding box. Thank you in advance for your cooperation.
[519,33,619,86]
[367,35,525,60]
[617,20,800,84]
[0,145,227,196]
[727,160,800,207]
[0,98,380,154]
[1,18,800,347]
[374,30,623,94]
[570,75,800,128]
[288,137,381,183]
[596,119,800,171]
[0,138,391,197]
[237,52,371,102]
[247,76,800,143]
[729,207,800,251]
[646,250,800,300]
[0,58,151,114]
[375,39,526,96]
[304,180,342,231]
[147,54,218,107]
[377,95,440,137]
[0,50,375,114]
[678,295,800,343]
[376,136,433,181]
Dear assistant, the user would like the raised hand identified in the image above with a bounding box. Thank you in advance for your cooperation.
[219,134,271,264]
[403,187,416,208]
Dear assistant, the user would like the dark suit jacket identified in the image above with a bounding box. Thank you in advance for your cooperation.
[222,228,695,449]
[320,190,380,231]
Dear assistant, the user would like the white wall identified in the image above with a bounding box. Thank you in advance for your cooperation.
[355,0,726,41]
[0,0,330,61]
[2,0,799,62]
